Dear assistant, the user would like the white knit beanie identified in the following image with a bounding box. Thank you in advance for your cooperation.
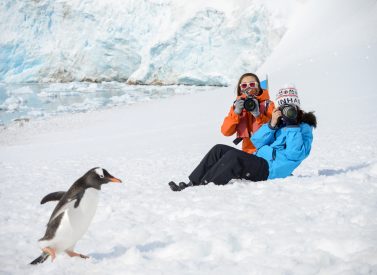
[276,85,301,107]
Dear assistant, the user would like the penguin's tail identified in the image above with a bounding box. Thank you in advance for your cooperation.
[30,252,50,265]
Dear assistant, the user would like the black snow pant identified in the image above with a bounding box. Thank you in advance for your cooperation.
[188,144,269,186]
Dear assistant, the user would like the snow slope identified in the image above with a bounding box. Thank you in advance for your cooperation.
[0,0,295,85]
[1,0,377,274]
[257,0,377,107]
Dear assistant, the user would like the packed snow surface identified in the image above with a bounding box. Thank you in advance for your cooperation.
[0,84,376,275]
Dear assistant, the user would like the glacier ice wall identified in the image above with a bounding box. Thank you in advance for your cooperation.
[0,0,291,85]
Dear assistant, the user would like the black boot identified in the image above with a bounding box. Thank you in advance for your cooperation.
[169,181,194,192]
[179,181,193,189]
[169,181,183,192]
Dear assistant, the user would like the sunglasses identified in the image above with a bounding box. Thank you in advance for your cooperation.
[240,81,258,90]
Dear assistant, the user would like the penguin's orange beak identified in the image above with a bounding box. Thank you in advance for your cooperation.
[109,177,122,183]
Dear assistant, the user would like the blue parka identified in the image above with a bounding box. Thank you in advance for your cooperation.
[251,123,313,179]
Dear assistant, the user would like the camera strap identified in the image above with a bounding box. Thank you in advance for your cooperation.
[234,111,250,145]
[233,137,243,145]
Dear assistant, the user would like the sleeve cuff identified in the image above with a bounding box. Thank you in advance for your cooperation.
[268,121,278,130]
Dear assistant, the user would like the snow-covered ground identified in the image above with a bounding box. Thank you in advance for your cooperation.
[1,0,377,274]
[1,82,377,275]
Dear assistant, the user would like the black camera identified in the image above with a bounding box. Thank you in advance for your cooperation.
[279,104,298,123]
[243,96,257,112]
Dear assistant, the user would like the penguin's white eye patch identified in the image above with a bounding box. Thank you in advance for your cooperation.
[95,168,104,178]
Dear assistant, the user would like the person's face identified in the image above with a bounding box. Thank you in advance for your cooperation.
[239,75,259,96]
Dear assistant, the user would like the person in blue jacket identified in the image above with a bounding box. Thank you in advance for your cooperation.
[169,86,317,191]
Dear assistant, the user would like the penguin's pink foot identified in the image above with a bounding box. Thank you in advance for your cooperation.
[42,247,56,262]
[65,250,89,259]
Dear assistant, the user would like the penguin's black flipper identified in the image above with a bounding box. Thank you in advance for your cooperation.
[40,192,66,204]
[49,189,86,222]
[73,190,85,208]
[30,252,50,265]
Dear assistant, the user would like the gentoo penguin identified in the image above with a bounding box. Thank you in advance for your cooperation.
[30,167,122,265]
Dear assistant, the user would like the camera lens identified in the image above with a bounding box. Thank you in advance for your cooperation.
[281,105,298,120]
[244,97,256,112]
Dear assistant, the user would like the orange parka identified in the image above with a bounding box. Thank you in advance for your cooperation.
[221,89,275,154]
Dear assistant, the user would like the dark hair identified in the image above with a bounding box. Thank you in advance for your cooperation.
[236,73,262,96]
[297,109,317,128]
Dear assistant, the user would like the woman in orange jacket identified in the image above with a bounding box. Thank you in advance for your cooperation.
[221,73,275,154]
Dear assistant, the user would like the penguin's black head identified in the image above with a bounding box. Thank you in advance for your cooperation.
[84,167,122,190]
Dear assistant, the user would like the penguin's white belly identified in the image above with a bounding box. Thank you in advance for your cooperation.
[41,188,99,252]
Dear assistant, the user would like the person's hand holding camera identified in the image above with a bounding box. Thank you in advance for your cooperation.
[249,98,260,118]
[270,108,282,128]
[233,99,245,115]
